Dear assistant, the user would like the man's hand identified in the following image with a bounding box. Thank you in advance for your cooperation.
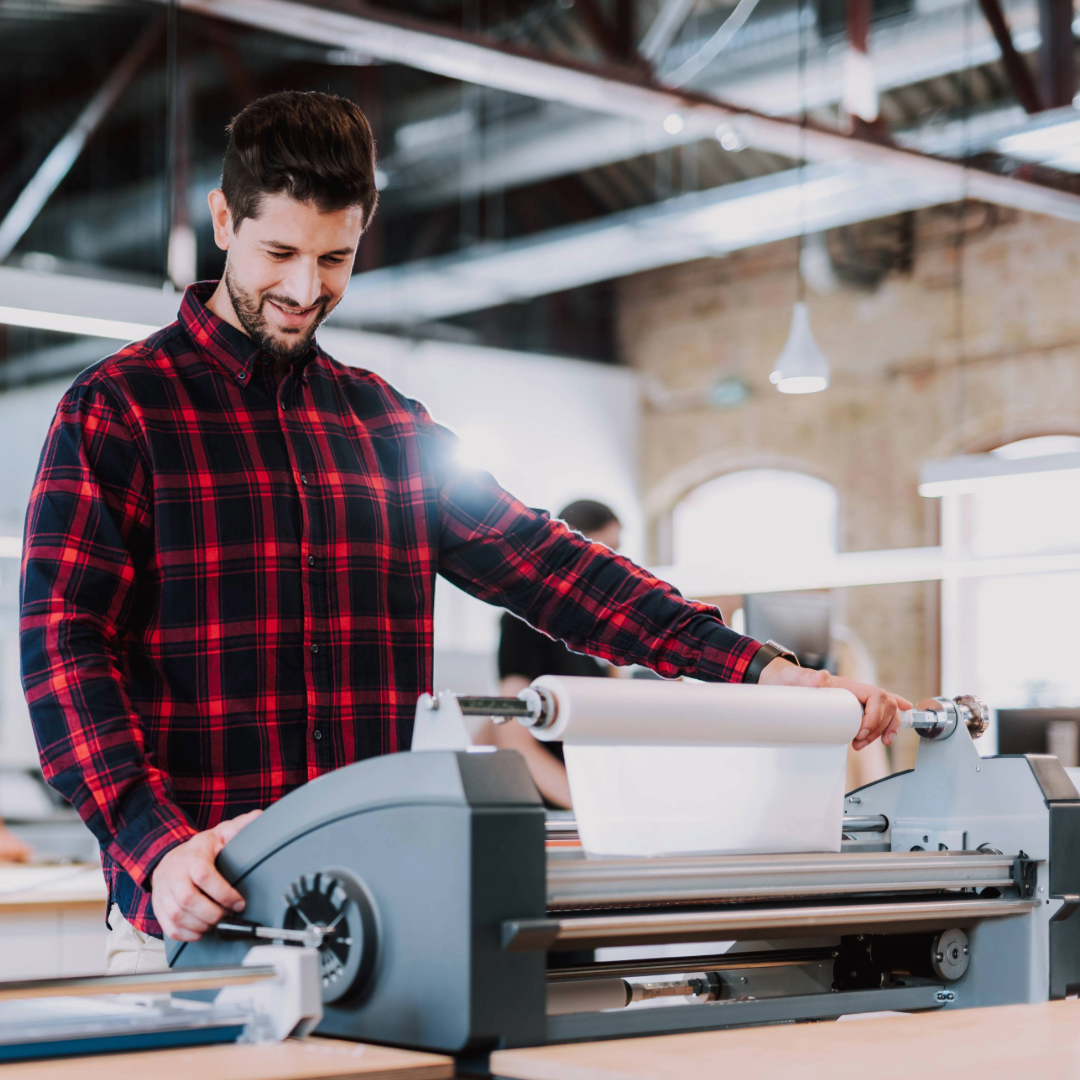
[150,809,262,942]
[759,659,913,751]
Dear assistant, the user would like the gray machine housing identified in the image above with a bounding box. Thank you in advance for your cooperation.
[169,723,1080,1053]
[168,751,548,1052]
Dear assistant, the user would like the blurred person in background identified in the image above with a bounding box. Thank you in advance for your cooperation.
[478,500,621,807]
[0,817,31,862]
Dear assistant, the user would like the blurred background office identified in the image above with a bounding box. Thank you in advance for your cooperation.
[2,0,1080,880]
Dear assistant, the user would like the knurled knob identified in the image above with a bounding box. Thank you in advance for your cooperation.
[954,694,990,739]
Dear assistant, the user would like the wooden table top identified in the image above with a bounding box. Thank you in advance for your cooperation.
[0,865,105,914]
[492,999,1080,1080]
[0,1037,452,1080]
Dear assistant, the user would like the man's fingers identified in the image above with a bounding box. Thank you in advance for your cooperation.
[190,859,246,914]
[214,809,262,846]
[169,880,230,928]
[882,710,903,747]
[157,897,213,942]
[853,693,905,750]
[853,692,879,749]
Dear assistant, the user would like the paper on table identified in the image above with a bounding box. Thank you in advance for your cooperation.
[531,677,863,858]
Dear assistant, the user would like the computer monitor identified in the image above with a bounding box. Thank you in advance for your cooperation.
[744,591,831,671]
[996,708,1080,767]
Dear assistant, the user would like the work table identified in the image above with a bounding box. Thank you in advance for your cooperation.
[491,999,1080,1079]
[0,1037,452,1080]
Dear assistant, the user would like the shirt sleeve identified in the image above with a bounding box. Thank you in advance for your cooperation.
[20,379,197,889]
[425,417,762,683]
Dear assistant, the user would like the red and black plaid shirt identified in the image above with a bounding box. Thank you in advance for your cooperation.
[20,281,761,936]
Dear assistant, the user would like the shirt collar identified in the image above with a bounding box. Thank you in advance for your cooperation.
[179,280,320,385]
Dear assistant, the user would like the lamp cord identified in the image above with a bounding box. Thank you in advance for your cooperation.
[796,0,808,305]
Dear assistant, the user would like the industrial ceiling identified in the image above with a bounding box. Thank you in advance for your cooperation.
[1,0,1079,372]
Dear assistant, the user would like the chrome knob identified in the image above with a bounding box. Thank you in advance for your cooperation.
[954,694,989,739]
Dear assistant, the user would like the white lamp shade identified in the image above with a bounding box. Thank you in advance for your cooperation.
[769,301,830,394]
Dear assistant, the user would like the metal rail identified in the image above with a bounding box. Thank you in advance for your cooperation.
[506,897,1039,951]
[547,946,836,982]
[546,850,1020,910]
[0,965,278,1003]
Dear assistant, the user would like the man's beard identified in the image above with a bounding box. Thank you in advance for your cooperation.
[224,265,330,364]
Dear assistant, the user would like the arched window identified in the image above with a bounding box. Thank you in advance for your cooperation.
[671,469,839,569]
[942,435,1080,723]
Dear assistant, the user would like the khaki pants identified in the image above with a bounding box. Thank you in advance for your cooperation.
[104,903,169,975]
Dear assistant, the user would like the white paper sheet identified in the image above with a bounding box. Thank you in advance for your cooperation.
[531,677,862,858]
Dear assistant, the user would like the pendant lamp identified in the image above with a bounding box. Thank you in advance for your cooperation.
[769,301,829,394]
[771,0,830,396]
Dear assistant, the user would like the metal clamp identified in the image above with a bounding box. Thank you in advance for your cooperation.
[899,695,989,741]
[1011,852,1038,898]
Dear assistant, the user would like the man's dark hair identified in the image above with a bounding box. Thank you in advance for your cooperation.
[558,499,620,535]
[221,91,378,230]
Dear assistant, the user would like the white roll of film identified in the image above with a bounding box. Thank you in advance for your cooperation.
[525,675,866,858]
[529,675,863,747]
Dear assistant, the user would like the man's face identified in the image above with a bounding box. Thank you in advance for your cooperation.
[209,190,364,363]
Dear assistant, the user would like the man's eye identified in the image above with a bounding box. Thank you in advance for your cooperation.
[268,251,291,260]
[321,257,344,266]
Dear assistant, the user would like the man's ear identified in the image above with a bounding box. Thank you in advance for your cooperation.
[208,189,233,251]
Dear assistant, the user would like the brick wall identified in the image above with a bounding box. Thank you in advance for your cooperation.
[617,205,1080,725]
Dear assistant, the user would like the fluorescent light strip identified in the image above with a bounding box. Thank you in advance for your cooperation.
[0,305,158,342]
[919,451,1080,497]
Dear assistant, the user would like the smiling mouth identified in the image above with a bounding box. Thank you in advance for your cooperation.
[267,299,321,323]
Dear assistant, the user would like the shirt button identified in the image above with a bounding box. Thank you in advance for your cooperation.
[310,643,319,654]
[308,555,316,567]
[300,474,308,485]
[313,729,322,741]
[237,371,247,382]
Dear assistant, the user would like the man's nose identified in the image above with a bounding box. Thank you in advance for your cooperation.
[280,259,323,309]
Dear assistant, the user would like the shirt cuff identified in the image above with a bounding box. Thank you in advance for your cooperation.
[698,630,765,684]
[105,801,198,891]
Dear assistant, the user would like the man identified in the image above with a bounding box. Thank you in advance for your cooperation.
[484,499,623,807]
[20,91,910,974]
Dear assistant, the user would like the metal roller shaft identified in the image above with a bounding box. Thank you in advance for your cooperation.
[545,850,1019,910]
[0,965,279,1002]
[505,897,1038,951]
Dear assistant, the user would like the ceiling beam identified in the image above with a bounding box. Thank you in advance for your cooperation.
[138,0,1080,223]
[976,0,1044,113]
[1037,0,1076,108]
[332,162,965,326]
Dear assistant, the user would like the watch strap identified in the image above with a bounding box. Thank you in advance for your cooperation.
[743,639,799,684]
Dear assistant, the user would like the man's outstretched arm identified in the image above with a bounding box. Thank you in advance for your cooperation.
[428,420,909,748]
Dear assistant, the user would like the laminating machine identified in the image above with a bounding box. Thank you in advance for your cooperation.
[167,682,1080,1059]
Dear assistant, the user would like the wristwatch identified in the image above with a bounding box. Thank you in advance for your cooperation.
[743,639,800,684]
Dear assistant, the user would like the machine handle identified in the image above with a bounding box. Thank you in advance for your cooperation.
[898,695,989,741]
